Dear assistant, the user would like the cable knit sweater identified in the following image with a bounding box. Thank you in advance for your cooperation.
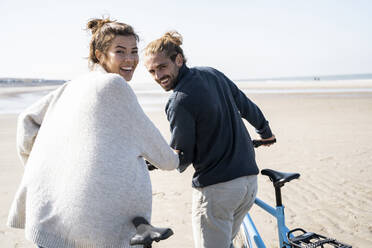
[7,65,179,248]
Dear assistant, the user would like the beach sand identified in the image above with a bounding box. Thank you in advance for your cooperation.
[1,89,372,247]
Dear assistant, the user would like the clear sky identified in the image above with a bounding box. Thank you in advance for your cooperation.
[1,0,371,82]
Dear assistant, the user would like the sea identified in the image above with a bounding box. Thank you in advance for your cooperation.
[1,74,372,114]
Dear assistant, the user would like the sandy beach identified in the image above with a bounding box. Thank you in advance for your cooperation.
[1,84,372,247]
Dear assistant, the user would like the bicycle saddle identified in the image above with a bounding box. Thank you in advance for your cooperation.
[130,217,174,247]
[261,169,300,187]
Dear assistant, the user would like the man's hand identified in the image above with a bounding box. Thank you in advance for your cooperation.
[261,135,276,147]
[252,135,276,148]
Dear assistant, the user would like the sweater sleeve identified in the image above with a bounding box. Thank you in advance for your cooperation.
[221,72,273,138]
[137,111,179,171]
[16,91,54,165]
[107,76,179,171]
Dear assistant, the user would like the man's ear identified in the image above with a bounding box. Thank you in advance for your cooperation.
[175,53,184,67]
[95,50,103,63]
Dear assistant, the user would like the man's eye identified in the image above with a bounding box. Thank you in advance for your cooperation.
[116,50,124,54]
[132,50,138,54]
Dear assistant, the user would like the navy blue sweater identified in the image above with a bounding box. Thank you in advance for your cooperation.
[166,65,273,188]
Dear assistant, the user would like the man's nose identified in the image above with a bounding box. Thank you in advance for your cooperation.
[155,71,163,81]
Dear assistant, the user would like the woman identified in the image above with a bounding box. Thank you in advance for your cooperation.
[7,18,179,248]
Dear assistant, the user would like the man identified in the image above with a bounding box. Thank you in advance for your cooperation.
[144,31,276,248]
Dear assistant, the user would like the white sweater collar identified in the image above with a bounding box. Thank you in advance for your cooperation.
[92,63,107,74]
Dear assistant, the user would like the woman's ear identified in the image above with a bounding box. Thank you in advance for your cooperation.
[95,50,103,63]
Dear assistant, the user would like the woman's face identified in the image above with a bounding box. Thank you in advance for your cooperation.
[99,35,139,81]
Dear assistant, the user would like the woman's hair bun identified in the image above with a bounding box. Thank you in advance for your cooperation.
[86,18,113,35]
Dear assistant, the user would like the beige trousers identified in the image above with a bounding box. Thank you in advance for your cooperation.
[192,175,258,248]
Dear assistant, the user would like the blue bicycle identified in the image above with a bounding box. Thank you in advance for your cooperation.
[131,140,352,248]
[232,166,352,247]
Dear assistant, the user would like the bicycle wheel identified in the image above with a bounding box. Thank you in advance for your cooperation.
[232,225,250,248]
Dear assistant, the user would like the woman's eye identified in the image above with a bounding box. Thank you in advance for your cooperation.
[116,50,124,54]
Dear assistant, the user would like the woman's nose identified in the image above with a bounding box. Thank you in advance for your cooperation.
[122,54,137,62]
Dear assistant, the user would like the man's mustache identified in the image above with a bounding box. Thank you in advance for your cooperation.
[159,76,170,82]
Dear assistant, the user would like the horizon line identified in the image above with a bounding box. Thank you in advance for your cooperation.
[1,72,372,83]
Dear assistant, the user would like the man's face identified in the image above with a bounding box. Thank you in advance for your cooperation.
[144,52,183,91]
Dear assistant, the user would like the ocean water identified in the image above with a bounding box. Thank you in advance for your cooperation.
[0,90,52,114]
[1,74,372,114]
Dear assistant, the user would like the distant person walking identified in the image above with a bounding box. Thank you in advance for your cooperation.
[7,18,178,248]
[144,31,275,248]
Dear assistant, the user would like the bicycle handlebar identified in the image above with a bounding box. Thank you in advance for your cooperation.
[145,160,157,171]
[146,138,277,171]
[252,138,277,148]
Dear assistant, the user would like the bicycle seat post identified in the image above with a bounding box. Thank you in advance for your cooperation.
[275,186,283,207]
[261,169,300,207]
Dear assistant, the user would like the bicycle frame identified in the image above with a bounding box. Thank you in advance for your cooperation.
[241,197,291,248]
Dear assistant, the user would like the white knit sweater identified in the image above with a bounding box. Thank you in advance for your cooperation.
[7,65,179,248]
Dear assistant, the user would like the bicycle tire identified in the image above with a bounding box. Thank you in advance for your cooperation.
[232,225,250,248]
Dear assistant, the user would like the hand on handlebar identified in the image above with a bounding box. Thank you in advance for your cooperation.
[252,135,276,148]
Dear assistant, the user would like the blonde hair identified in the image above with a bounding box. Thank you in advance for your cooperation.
[86,17,139,68]
[144,31,187,63]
